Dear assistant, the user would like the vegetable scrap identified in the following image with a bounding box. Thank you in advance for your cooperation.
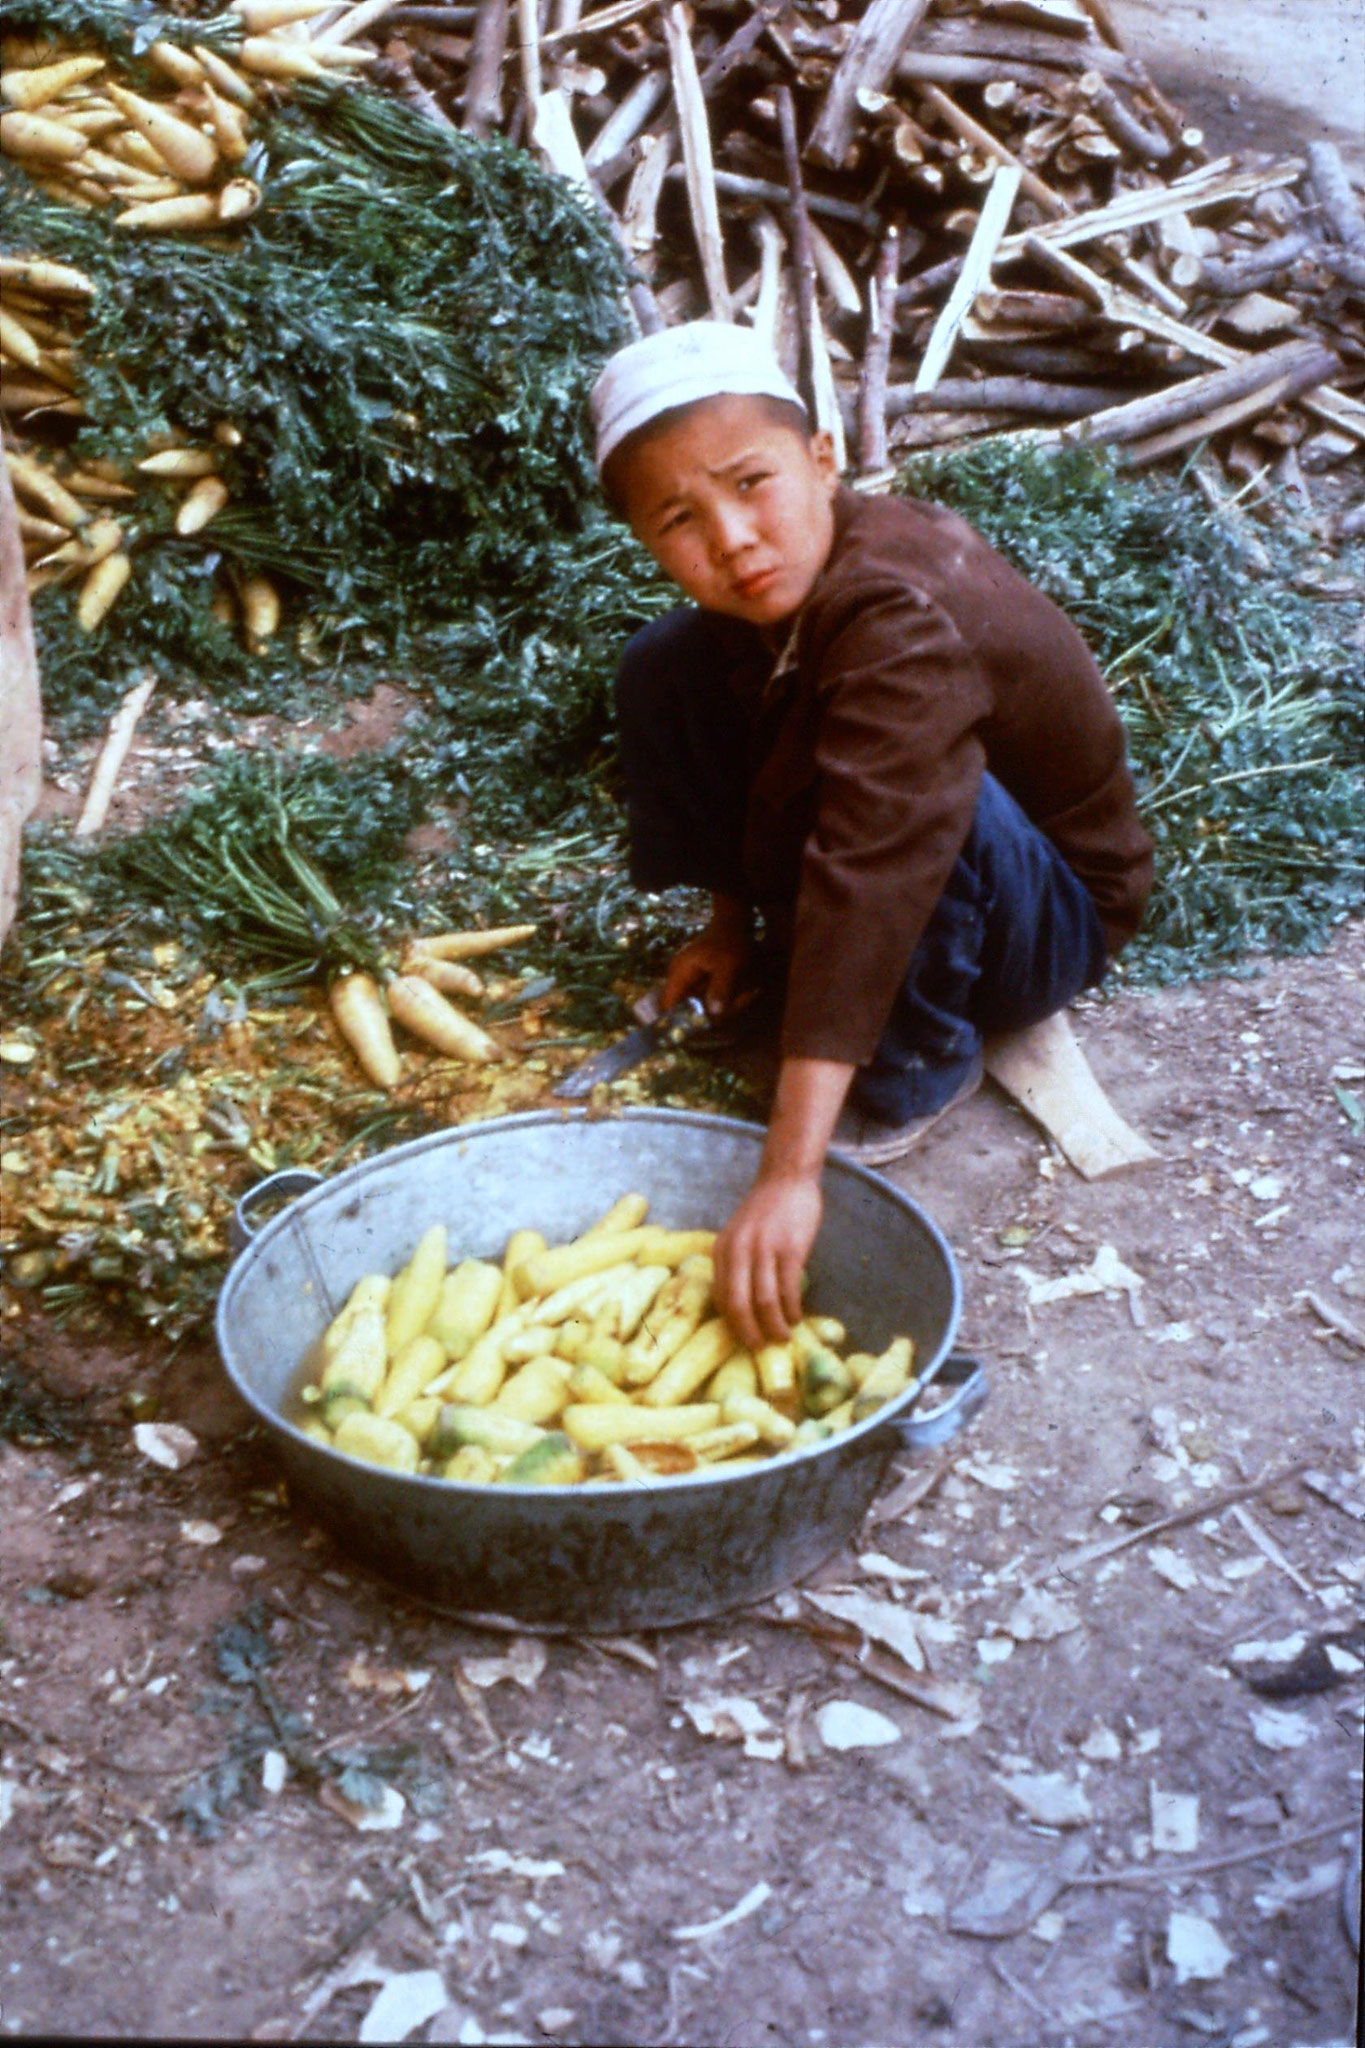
[293,1190,923,1484]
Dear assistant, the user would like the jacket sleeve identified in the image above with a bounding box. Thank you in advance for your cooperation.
[778,576,992,1067]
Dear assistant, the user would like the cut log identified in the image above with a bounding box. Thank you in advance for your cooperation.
[1001,157,1302,259]
[1306,141,1365,251]
[858,223,901,471]
[462,0,508,135]
[1047,337,1341,450]
[914,160,1022,392]
[662,1,730,321]
[984,1010,1158,1179]
[889,373,1134,416]
[776,83,819,413]
[806,0,932,170]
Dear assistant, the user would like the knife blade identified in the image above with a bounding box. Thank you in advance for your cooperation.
[552,995,707,1100]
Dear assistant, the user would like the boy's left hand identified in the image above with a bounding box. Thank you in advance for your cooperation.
[713,1171,823,1350]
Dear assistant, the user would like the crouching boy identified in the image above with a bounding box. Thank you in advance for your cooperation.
[590,322,1153,1350]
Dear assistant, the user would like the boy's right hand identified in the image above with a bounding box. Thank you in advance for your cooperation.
[661,896,753,1019]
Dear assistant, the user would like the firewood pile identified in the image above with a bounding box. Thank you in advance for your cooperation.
[361,0,1365,489]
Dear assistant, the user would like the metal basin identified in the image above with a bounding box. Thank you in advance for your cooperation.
[215,1108,983,1630]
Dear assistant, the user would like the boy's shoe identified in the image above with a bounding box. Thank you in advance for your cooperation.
[831,1060,983,1167]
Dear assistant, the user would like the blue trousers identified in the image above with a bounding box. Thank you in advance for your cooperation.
[616,608,1108,1120]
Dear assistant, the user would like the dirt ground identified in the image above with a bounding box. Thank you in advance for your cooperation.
[4,6,1364,2044]
[3,923,1363,2048]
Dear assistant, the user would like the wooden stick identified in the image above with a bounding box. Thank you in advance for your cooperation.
[1306,140,1365,251]
[749,208,785,351]
[808,302,848,471]
[900,24,1140,84]
[1000,158,1302,258]
[915,162,1021,393]
[1228,1501,1318,1597]
[1067,1816,1356,1890]
[776,84,818,416]
[515,0,542,106]
[1198,229,1311,297]
[1036,1459,1311,1581]
[538,0,654,50]
[685,168,880,234]
[915,81,1064,218]
[806,0,932,171]
[662,1,730,321]
[1024,239,1365,446]
[74,672,156,839]
[889,375,1134,418]
[1050,339,1340,451]
[858,224,901,473]
[462,0,509,135]
[1075,70,1170,163]
[1122,358,1339,469]
[1072,0,1124,47]
[622,126,673,262]
[582,64,665,170]
[313,0,402,45]
[375,38,458,126]
[807,217,862,316]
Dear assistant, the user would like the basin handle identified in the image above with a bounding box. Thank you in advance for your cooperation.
[230,1168,326,1257]
[892,1353,987,1450]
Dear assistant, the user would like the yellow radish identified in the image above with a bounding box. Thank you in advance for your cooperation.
[195,85,248,163]
[137,447,219,479]
[51,106,124,136]
[385,975,499,1063]
[1,56,105,110]
[238,37,327,80]
[2,380,82,419]
[174,476,229,535]
[14,508,68,548]
[1,109,91,160]
[104,84,218,183]
[107,128,176,176]
[6,449,88,528]
[329,972,400,1089]
[403,950,483,999]
[0,305,41,368]
[191,44,258,107]
[63,468,134,501]
[217,177,260,223]
[114,194,219,231]
[76,551,132,630]
[148,42,205,87]
[409,924,538,962]
[38,514,123,569]
[386,1225,448,1359]
[231,0,335,26]
[0,256,94,296]
[241,573,281,647]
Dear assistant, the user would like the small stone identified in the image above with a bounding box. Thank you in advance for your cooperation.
[132,1422,198,1471]
[536,2010,575,2036]
[998,1770,1092,1829]
[815,1700,902,1750]
[1167,1909,1233,1983]
[261,1750,287,1795]
[180,1519,222,1546]
[1079,1724,1122,1763]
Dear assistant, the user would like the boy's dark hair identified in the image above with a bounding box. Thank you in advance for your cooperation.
[600,392,812,520]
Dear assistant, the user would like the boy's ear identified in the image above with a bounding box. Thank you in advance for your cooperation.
[810,429,840,488]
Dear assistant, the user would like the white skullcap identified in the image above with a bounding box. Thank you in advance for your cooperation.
[590,320,806,474]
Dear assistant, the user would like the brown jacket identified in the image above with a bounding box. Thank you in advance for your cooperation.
[727,487,1153,1066]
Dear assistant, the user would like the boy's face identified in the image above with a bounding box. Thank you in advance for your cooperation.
[616,394,840,629]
